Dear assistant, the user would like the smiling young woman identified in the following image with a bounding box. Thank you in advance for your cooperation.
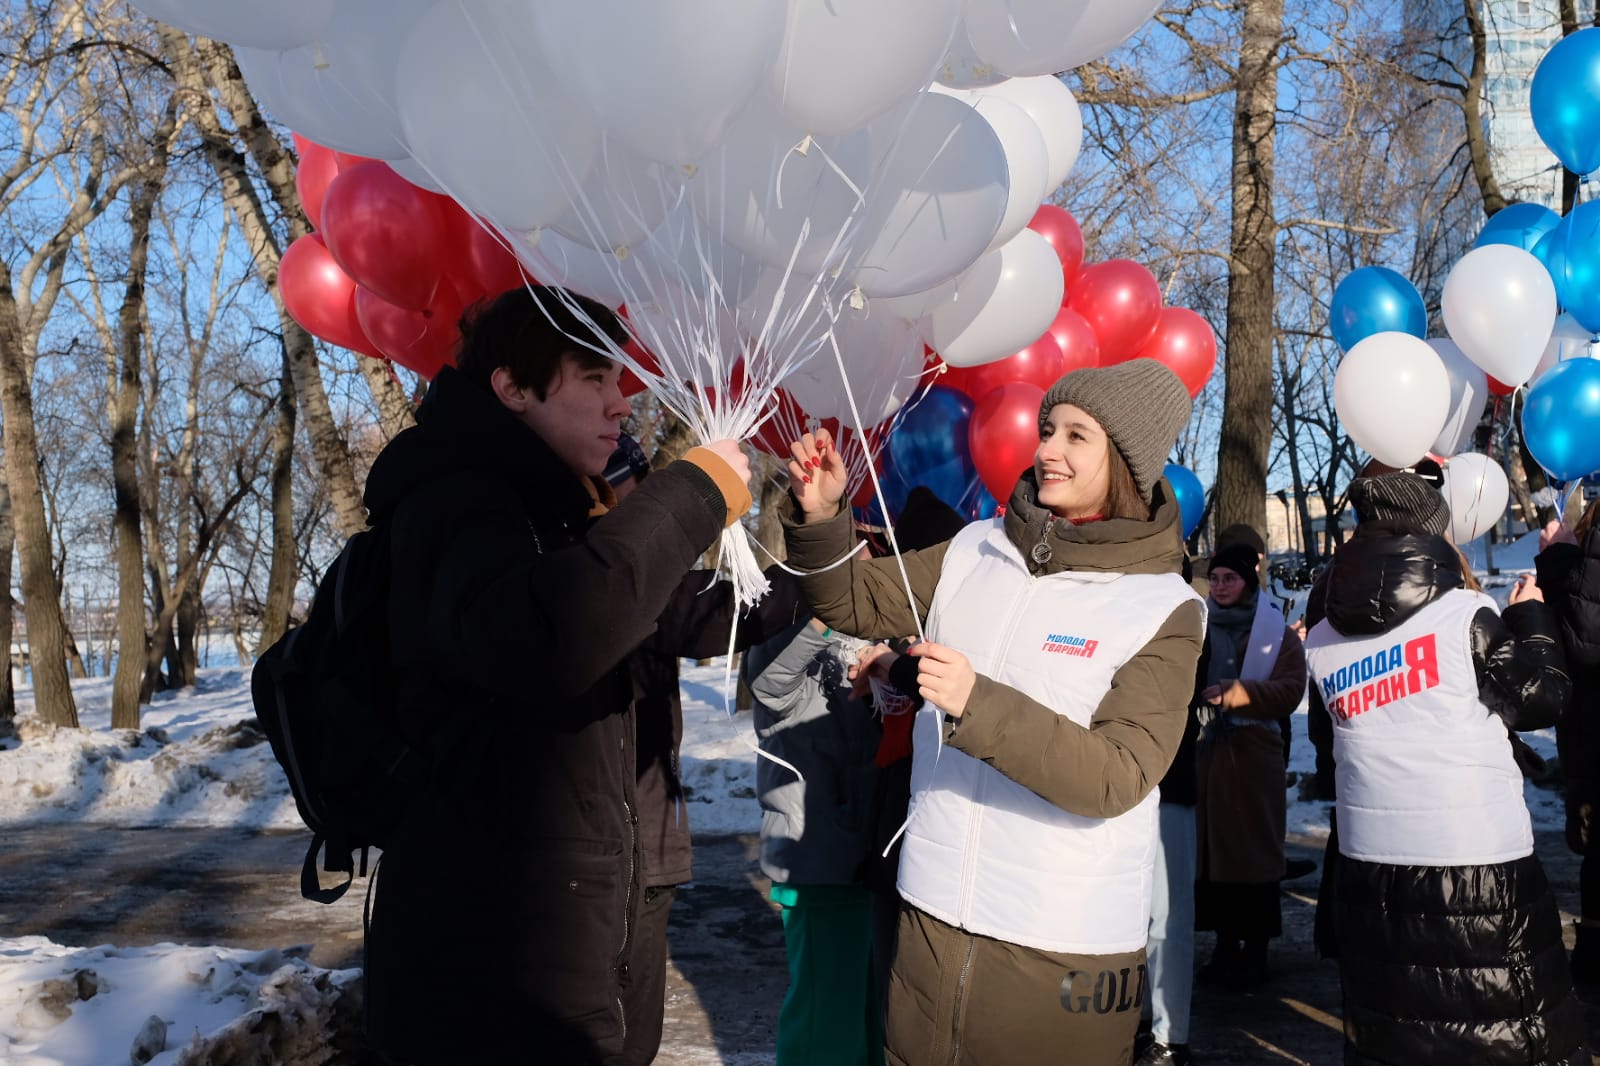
[782,359,1205,1066]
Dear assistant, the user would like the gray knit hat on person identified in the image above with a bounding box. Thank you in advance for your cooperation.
[1347,471,1451,538]
[1038,359,1193,502]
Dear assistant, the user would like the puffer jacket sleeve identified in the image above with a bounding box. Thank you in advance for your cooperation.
[943,599,1206,818]
[1538,528,1600,671]
[781,505,950,642]
[1470,601,1572,731]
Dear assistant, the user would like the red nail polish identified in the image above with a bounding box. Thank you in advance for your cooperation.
[803,474,812,484]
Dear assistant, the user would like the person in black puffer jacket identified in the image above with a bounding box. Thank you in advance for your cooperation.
[1536,496,1600,982]
[361,287,754,1065]
[1302,471,1585,1066]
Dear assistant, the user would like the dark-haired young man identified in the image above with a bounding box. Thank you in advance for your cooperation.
[359,286,754,1064]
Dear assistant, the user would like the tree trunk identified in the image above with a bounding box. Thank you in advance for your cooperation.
[159,31,370,538]
[1462,0,1507,218]
[259,344,298,652]
[175,581,199,687]
[0,261,77,727]
[109,101,173,729]
[1214,0,1284,537]
[0,480,15,726]
[359,357,419,443]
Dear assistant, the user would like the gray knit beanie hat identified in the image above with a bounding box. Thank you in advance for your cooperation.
[1348,472,1451,537]
[1039,359,1193,502]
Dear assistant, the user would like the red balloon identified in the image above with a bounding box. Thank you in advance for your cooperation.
[457,215,529,301]
[292,134,340,232]
[356,280,468,380]
[320,162,451,310]
[279,234,381,357]
[1048,306,1101,374]
[1487,374,1516,397]
[1029,205,1085,288]
[1068,260,1163,364]
[969,383,1045,501]
[1133,307,1217,398]
[955,332,1065,398]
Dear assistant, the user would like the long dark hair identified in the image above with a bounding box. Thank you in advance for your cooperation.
[1103,446,1149,521]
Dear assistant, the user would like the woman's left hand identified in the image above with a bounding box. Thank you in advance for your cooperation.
[908,642,976,718]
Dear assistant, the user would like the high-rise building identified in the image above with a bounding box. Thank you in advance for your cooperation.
[1407,0,1595,207]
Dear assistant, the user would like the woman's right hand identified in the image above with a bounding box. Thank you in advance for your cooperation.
[788,428,850,522]
[1509,573,1545,605]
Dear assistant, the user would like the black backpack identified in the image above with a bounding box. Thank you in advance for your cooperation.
[251,521,424,904]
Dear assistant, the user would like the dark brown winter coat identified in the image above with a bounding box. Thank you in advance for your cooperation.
[359,368,735,1065]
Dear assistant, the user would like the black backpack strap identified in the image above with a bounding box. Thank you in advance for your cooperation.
[301,833,354,905]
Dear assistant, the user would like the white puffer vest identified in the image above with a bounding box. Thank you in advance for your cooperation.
[1303,589,1532,866]
[897,519,1203,955]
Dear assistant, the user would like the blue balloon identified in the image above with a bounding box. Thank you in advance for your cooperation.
[1522,357,1600,481]
[889,385,975,482]
[1531,27,1600,177]
[1329,266,1427,352]
[1475,202,1561,253]
[1163,463,1206,539]
[970,485,1000,520]
[1533,201,1600,332]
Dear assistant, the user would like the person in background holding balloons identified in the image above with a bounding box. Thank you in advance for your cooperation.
[603,435,808,1066]
[785,360,1204,1066]
[1302,470,1584,1066]
[359,286,756,1066]
[1537,496,1600,985]
[1189,539,1306,997]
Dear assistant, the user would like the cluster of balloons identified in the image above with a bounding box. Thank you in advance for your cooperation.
[739,204,1217,525]
[138,0,1169,456]
[1328,230,1599,539]
[280,136,530,378]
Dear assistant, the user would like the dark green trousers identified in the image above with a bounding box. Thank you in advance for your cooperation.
[771,883,886,1066]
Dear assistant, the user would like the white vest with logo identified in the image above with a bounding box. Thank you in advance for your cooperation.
[897,518,1203,955]
[1303,588,1532,866]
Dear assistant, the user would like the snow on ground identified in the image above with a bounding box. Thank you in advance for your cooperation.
[0,661,759,1065]
[0,659,1571,1063]
[0,939,358,1066]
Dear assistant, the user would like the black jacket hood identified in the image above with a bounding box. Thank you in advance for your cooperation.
[1322,522,1464,637]
[363,366,593,529]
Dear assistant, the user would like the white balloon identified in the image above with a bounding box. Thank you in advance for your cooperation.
[782,366,841,419]
[1441,452,1509,543]
[386,155,446,194]
[535,1,787,165]
[691,94,874,275]
[233,0,428,160]
[131,0,334,50]
[845,93,1010,297]
[396,2,597,231]
[552,138,686,251]
[964,0,1163,76]
[878,278,959,324]
[969,96,1049,251]
[773,0,962,135]
[1441,244,1559,387]
[1427,339,1489,457]
[1333,333,1451,469]
[1533,312,1599,383]
[515,230,634,309]
[929,230,1064,367]
[936,23,1008,88]
[978,77,1083,192]
[827,309,927,429]
[636,207,770,313]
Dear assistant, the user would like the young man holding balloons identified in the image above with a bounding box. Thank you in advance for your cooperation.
[357,286,755,1065]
